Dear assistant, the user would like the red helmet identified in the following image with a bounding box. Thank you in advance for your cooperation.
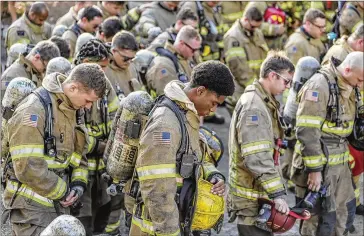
[258,198,311,234]
[264,6,286,24]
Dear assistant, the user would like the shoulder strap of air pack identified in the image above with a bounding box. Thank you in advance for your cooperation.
[155,47,188,83]
[32,87,56,156]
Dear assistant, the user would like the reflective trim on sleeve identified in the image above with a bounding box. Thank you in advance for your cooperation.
[327,151,350,166]
[137,164,176,181]
[105,220,121,233]
[87,159,97,171]
[261,177,285,193]
[108,96,119,113]
[322,121,353,136]
[225,47,246,62]
[43,155,71,169]
[71,168,88,183]
[44,177,67,200]
[10,145,44,160]
[87,136,96,153]
[229,182,267,201]
[131,216,155,235]
[302,154,325,168]
[69,152,82,167]
[296,116,324,128]
[241,141,272,156]
[248,59,263,70]
[222,11,244,22]
[6,180,54,207]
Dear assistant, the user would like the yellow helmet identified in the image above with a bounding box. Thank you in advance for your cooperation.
[191,179,225,231]
[199,126,224,166]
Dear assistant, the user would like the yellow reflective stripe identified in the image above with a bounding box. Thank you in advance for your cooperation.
[217,40,224,49]
[87,136,96,153]
[248,60,263,69]
[225,47,246,62]
[261,177,284,193]
[137,164,176,181]
[71,168,88,183]
[176,173,183,187]
[6,180,54,207]
[156,228,180,236]
[44,177,67,200]
[105,220,120,233]
[70,152,82,167]
[88,159,97,171]
[98,159,106,170]
[108,96,119,113]
[229,182,267,200]
[87,124,104,137]
[302,154,325,168]
[202,164,217,179]
[10,145,44,160]
[241,141,272,156]
[132,216,155,235]
[355,188,360,199]
[15,38,31,45]
[222,11,244,22]
[322,121,353,135]
[128,8,140,21]
[328,152,349,166]
[44,155,71,169]
[296,116,324,128]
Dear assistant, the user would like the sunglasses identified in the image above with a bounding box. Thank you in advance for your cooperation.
[114,50,134,62]
[271,70,292,86]
[184,41,200,53]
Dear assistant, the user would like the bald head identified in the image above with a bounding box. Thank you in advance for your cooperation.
[28,2,49,26]
[338,52,364,88]
[29,2,49,15]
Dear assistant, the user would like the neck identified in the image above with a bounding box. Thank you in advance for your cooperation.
[336,65,350,85]
[183,86,194,101]
[302,25,314,39]
[259,78,272,95]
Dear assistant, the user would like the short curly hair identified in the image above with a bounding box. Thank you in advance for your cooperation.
[49,36,70,59]
[190,61,235,96]
[74,39,111,65]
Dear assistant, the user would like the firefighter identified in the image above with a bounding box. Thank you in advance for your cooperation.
[146,25,201,97]
[105,31,141,102]
[72,39,120,236]
[5,2,52,51]
[62,6,103,59]
[147,7,198,52]
[1,41,60,100]
[129,61,235,235]
[56,1,93,28]
[223,6,268,114]
[339,1,364,37]
[2,63,107,236]
[228,51,294,236]
[291,52,364,235]
[285,8,327,65]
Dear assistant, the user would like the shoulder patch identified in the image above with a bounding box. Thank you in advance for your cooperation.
[159,68,168,78]
[305,90,319,102]
[232,41,240,47]
[17,30,25,36]
[153,131,171,145]
[246,114,259,126]
[290,46,297,54]
[22,113,38,127]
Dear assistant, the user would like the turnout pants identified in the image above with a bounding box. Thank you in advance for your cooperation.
[293,163,355,236]
[73,174,111,236]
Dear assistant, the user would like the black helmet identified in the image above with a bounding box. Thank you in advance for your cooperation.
[348,117,364,151]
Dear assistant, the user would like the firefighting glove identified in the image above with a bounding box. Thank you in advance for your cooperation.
[71,185,84,198]
[148,26,162,42]
[273,195,290,215]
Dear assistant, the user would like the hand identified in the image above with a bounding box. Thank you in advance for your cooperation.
[60,190,79,207]
[210,178,225,196]
[273,198,290,215]
[307,172,322,192]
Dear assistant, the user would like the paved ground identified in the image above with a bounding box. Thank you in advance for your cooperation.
[1,107,363,235]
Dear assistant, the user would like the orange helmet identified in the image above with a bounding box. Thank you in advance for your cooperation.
[257,198,311,234]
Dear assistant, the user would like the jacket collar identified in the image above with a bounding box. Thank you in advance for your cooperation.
[23,13,44,34]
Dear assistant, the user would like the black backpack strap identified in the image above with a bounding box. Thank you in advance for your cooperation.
[32,87,57,157]
[69,24,82,37]
[155,47,188,83]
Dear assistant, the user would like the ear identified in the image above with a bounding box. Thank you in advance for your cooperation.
[83,58,90,63]
[345,67,351,75]
[196,86,207,96]
[34,54,41,60]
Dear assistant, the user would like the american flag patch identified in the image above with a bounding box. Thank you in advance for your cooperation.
[305,90,319,102]
[246,115,259,126]
[153,132,171,145]
[22,113,38,127]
